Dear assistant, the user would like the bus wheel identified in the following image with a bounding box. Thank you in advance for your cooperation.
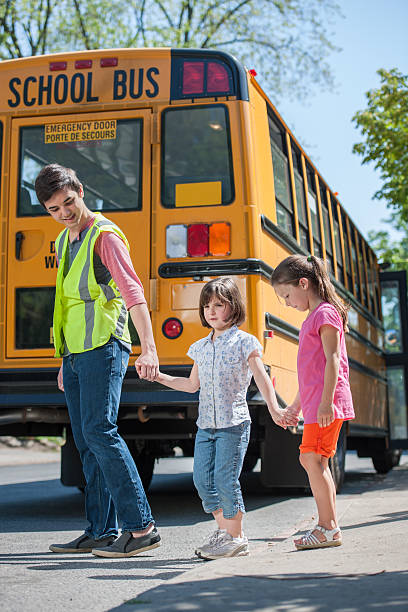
[126,441,156,490]
[329,424,346,492]
[242,453,259,472]
[372,449,402,474]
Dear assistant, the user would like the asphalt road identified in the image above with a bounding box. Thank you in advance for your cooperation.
[0,452,383,612]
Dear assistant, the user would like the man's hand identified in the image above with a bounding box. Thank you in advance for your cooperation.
[135,349,159,381]
[57,365,64,392]
[317,403,335,428]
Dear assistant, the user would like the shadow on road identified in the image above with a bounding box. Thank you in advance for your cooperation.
[110,571,408,611]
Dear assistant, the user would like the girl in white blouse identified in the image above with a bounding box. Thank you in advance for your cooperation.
[151,277,296,559]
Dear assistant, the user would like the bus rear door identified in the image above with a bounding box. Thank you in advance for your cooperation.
[6,110,152,362]
[380,270,408,456]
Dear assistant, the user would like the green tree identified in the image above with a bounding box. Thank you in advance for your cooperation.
[0,0,341,100]
[368,214,408,274]
[353,68,408,221]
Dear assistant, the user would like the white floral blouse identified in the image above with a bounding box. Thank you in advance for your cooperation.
[187,325,263,429]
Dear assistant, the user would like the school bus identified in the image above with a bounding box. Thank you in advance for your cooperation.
[0,48,407,491]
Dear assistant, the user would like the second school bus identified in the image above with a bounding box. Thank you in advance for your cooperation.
[1,48,407,490]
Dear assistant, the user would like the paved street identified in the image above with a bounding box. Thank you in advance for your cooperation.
[0,451,398,611]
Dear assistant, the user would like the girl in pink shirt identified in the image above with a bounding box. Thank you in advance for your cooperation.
[272,254,354,550]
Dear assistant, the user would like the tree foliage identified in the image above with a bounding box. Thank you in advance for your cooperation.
[0,0,341,99]
[353,68,408,220]
[368,213,408,273]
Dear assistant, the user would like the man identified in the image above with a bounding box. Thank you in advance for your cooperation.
[35,164,160,558]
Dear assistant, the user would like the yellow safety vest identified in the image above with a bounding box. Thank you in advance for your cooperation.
[53,213,131,357]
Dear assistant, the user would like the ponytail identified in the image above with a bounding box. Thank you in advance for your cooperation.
[271,254,349,331]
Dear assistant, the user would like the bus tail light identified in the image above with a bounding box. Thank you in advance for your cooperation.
[177,59,233,98]
[166,222,230,258]
[182,62,204,95]
[162,318,183,339]
[209,222,230,256]
[166,224,187,258]
[207,62,230,92]
[187,224,209,257]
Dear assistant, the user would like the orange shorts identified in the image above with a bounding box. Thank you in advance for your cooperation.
[299,419,344,458]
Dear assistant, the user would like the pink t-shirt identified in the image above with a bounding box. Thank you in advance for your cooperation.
[297,302,354,424]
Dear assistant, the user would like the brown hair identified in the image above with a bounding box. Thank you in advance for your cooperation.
[199,277,245,328]
[271,254,349,331]
[35,164,82,207]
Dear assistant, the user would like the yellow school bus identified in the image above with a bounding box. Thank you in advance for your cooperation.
[1,48,407,490]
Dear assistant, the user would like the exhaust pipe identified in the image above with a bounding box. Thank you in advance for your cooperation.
[0,407,69,425]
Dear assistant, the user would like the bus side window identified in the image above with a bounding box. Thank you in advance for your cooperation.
[291,145,310,251]
[319,183,334,274]
[0,121,3,203]
[367,246,377,316]
[306,166,323,258]
[268,116,296,238]
[359,234,368,308]
[350,224,361,302]
[331,199,344,285]
[340,210,352,291]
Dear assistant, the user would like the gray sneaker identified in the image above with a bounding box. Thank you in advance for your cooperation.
[198,532,249,560]
[49,533,116,553]
[92,528,161,558]
[195,528,225,557]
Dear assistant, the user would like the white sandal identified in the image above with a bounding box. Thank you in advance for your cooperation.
[295,525,342,550]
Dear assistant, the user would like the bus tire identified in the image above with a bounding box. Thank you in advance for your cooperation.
[329,424,346,492]
[372,449,402,474]
[126,441,156,490]
[242,453,259,472]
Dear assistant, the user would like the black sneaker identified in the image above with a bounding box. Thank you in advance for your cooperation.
[49,533,116,553]
[92,528,161,558]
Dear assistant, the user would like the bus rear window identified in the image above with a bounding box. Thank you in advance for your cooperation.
[161,105,234,208]
[17,119,143,216]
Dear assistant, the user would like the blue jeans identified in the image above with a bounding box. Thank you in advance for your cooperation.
[63,337,154,538]
[193,422,250,519]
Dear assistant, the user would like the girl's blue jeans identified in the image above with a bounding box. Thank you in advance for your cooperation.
[193,421,250,519]
[62,337,154,539]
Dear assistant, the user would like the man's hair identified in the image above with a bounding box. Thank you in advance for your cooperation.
[199,277,245,328]
[35,164,81,207]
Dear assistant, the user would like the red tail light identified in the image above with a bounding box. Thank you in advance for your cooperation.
[188,224,209,257]
[162,318,183,339]
[182,62,204,95]
[207,62,230,92]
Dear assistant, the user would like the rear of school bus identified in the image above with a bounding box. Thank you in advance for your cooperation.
[0,48,272,487]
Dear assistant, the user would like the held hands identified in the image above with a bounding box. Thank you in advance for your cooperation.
[283,405,300,427]
[317,403,335,428]
[270,407,288,429]
[135,349,159,381]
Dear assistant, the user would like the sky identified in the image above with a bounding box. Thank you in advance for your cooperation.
[259,0,408,242]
